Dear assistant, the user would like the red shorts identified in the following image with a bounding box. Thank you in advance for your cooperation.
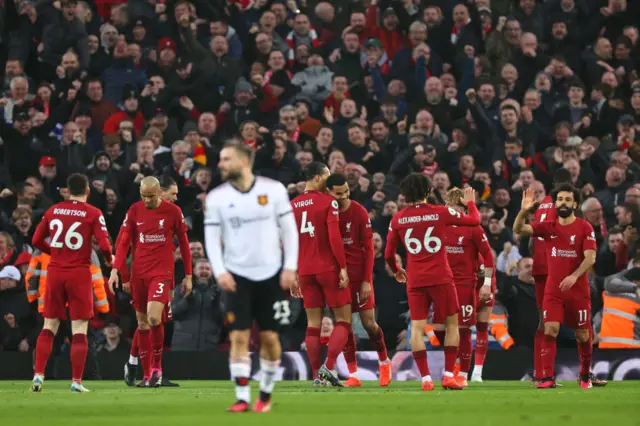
[348,270,375,313]
[131,275,173,313]
[542,291,591,329]
[44,267,93,321]
[533,275,547,309]
[455,282,477,326]
[409,283,459,322]
[300,271,351,309]
[475,275,496,309]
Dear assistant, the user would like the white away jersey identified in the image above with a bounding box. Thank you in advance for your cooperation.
[204,176,298,281]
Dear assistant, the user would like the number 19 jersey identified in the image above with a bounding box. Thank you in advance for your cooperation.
[291,190,341,276]
[386,203,481,288]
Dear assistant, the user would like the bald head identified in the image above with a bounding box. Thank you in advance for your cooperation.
[140,176,162,208]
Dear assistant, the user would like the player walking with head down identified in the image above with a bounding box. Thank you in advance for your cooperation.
[204,140,299,413]
[326,173,391,387]
[384,173,479,391]
[513,185,597,389]
[109,176,193,388]
[31,173,114,392]
[442,187,494,387]
[290,162,352,387]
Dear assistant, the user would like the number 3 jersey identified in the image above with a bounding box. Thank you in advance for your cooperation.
[291,190,346,276]
[32,200,112,269]
[385,203,481,288]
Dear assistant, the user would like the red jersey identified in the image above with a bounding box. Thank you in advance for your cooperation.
[385,202,480,288]
[339,200,374,282]
[32,200,112,269]
[445,225,492,284]
[114,200,192,279]
[532,195,556,276]
[291,190,346,276]
[531,218,596,296]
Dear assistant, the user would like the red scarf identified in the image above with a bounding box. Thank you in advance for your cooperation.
[0,250,14,267]
[286,29,319,67]
[289,127,300,143]
[244,139,258,150]
[193,142,207,166]
[451,19,471,44]
[618,131,632,152]
[412,57,431,78]
[421,162,438,178]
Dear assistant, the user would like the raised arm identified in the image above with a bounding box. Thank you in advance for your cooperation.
[446,187,480,227]
[513,188,535,237]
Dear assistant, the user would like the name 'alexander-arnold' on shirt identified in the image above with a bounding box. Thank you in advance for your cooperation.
[53,208,88,217]
[398,214,440,225]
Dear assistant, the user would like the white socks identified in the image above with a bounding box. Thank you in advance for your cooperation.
[421,375,433,382]
[259,358,280,395]
[128,355,139,365]
[473,365,483,377]
[230,360,251,403]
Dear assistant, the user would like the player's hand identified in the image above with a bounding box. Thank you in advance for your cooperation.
[280,269,296,291]
[338,268,349,289]
[395,267,407,283]
[290,276,302,298]
[461,187,476,205]
[104,255,113,267]
[182,275,193,297]
[559,275,577,291]
[217,272,237,292]
[108,270,119,294]
[521,188,535,211]
[360,281,371,302]
[122,281,131,294]
[479,284,493,303]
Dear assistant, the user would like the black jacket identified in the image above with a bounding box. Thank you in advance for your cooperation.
[171,279,223,351]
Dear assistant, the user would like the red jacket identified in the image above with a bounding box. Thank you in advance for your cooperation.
[360,5,409,59]
[103,110,146,135]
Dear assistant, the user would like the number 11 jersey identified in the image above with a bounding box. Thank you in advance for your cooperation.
[386,203,481,288]
[291,190,341,276]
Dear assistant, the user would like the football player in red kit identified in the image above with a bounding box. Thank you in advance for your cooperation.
[109,177,193,388]
[384,174,479,391]
[31,173,113,392]
[441,188,494,387]
[326,173,391,387]
[514,185,596,389]
[122,176,180,387]
[291,162,351,387]
[471,251,496,382]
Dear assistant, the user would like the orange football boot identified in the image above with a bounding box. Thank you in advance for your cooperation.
[421,380,435,391]
[455,375,468,388]
[343,377,362,387]
[442,376,463,390]
[379,363,392,387]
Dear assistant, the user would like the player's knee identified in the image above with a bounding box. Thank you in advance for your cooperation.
[43,318,60,335]
[70,320,88,335]
[544,323,559,337]
[230,331,250,347]
[147,315,162,327]
[259,331,280,349]
[362,318,377,334]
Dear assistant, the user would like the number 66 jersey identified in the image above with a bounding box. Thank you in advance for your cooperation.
[385,203,481,287]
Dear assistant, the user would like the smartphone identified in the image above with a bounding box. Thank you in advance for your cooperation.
[511,153,518,168]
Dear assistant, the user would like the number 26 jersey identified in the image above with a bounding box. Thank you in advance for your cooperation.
[386,203,480,288]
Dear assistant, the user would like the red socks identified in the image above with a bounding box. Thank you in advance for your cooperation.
[305,327,321,379]
[412,349,430,377]
[534,328,545,380]
[541,334,557,379]
[343,330,358,374]
[458,328,472,374]
[444,346,457,374]
[326,321,350,370]
[34,329,54,376]
[434,330,446,346]
[578,340,592,376]
[70,334,88,383]
[475,322,489,366]
[150,325,164,370]
[138,328,151,378]
[367,326,388,362]
[130,328,139,358]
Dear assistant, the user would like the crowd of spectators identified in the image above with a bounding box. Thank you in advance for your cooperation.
[0,0,640,356]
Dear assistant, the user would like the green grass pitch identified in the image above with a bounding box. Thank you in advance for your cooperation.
[1,381,639,425]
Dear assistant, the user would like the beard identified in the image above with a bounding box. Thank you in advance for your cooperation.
[221,168,241,182]
[557,205,573,218]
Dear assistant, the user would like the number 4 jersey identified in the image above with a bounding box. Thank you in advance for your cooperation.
[385,202,480,288]
[32,200,113,269]
[291,190,347,276]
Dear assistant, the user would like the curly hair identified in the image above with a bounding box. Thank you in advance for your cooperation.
[400,173,431,204]
[445,187,464,206]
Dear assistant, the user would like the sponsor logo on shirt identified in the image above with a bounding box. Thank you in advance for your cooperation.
[139,232,167,243]
[398,214,439,225]
[229,215,271,230]
[342,237,354,245]
[551,247,577,258]
[446,246,464,254]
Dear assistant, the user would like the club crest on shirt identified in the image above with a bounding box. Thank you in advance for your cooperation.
[458,236,464,245]
[159,219,165,229]
[346,222,352,232]
[570,235,575,245]
[226,312,236,324]
[257,194,269,206]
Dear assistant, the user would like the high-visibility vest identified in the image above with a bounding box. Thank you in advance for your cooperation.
[424,324,441,346]
[489,313,514,349]
[600,293,640,348]
[25,250,109,314]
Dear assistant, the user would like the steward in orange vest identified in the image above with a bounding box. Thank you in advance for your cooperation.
[598,268,640,348]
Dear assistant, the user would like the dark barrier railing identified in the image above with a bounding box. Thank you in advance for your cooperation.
[2,348,640,381]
